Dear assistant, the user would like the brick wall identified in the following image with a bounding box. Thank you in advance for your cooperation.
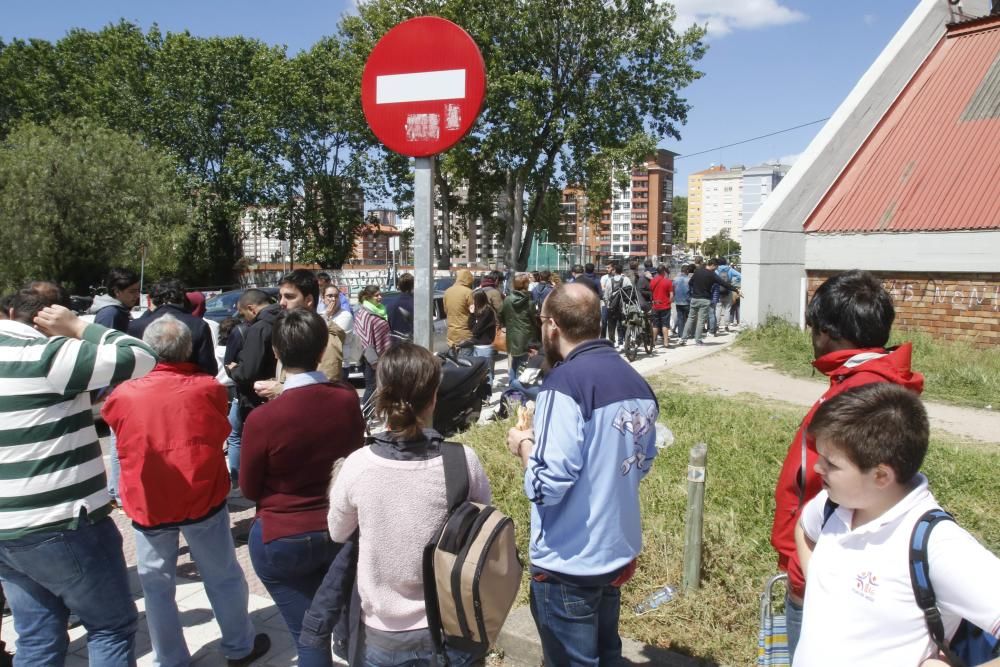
[806,271,1000,348]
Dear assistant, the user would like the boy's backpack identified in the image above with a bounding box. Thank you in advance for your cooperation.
[607,275,625,314]
[822,502,1000,666]
[909,509,1000,667]
[423,442,522,661]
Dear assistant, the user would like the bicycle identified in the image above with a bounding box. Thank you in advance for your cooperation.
[622,304,654,362]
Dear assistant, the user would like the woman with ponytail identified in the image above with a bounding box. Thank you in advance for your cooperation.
[326,343,492,666]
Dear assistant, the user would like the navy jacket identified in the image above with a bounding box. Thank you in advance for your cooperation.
[127,304,217,376]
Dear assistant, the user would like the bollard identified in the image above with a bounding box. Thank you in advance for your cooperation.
[682,442,708,592]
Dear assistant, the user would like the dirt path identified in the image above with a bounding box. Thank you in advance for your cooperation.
[661,347,1000,445]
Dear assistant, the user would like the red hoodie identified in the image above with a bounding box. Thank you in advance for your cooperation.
[771,344,924,599]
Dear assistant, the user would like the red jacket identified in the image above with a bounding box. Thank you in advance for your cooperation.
[771,344,924,598]
[650,275,673,311]
[102,362,231,529]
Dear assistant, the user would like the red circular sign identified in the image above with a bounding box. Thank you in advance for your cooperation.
[361,17,486,157]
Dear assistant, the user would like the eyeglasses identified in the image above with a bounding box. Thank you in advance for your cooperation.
[539,315,554,326]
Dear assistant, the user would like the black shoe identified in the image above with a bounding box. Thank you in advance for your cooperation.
[228,633,270,666]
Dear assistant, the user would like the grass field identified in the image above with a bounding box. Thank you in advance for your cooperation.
[460,377,1000,666]
[735,317,1000,410]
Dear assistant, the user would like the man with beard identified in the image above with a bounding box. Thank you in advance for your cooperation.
[506,283,660,666]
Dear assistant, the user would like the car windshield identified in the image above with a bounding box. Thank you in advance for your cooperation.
[204,291,241,319]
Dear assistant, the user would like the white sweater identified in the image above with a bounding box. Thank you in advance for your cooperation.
[327,445,492,632]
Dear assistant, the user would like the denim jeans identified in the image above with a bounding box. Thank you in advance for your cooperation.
[673,304,689,337]
[363,634,481,667]
[785,592,803,663]
[133,506,255,667]
[107,430,121,503]
[361,358,378,409]
[472,346,495,386]
[508,354,528,386]
[707,302,718,335]
[226,399,244,486]
[507,378,542,402]
[529,578,622,667]
[600,304,608,339]
[248,519,338,667]
[0,515,138,666]
[682,298,711,342]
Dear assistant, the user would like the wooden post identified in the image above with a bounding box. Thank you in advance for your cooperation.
[683,442,708,592]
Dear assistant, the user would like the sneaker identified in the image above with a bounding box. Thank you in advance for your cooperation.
[678,340,686,346]
[696,340,705,346]
[228,633,270,666]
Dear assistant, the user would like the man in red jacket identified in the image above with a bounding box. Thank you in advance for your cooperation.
[771,270,924,659]
[103,314,271,667]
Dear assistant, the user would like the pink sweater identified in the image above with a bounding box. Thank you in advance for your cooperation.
[327,445,491,632]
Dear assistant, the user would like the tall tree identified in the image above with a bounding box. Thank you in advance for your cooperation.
[673,195,688,245]
[701,230,740,261]
[0,118,193,292]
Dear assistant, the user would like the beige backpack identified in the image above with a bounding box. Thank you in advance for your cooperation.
[423,442,522,661]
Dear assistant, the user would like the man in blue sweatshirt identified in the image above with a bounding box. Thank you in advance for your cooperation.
[507,282,659,666]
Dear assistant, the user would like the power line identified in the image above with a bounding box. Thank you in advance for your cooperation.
[674,117,830,161]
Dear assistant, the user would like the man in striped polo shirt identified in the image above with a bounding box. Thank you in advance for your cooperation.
[0,285,157,666]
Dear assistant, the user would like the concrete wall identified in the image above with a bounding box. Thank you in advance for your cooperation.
[807,270,1000,348]
[740,0,986,327]
[804,230,999,273]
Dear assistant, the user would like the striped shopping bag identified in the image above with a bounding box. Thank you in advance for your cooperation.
[758,573,791,667]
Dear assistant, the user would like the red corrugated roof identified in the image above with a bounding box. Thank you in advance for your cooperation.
[805,17,1000,233]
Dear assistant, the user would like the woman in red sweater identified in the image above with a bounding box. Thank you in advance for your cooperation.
[240,309,365,666]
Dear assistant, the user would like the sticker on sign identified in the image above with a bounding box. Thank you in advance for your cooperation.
[376,69,466,105]
[361,17,486,157]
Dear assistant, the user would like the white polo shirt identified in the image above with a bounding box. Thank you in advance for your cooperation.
[794,476,1000,667]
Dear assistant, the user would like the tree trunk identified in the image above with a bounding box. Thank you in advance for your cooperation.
[507,170,527,270]
[435,161,452,270]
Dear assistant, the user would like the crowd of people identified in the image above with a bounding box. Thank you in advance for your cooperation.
[0,264,997,667]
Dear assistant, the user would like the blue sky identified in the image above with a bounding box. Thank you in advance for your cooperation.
[1,0,920,195]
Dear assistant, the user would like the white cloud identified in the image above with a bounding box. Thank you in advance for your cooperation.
[670,0,807,37]
[778,152,802,166]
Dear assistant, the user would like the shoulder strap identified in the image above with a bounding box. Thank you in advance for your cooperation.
[821,498,839,528]
[909,509,966,667]
[441,441,470,513]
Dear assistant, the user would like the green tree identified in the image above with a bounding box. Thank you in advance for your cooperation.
[672,195,688,244]
[701,230,740,261]
[0,118,194,293]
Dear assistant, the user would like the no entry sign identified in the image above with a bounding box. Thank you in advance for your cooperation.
[361,17,486,157]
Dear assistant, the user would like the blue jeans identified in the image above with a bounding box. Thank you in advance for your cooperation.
[363,637,481,667]
[508,354,528,386]
[682,298,711,342]
[473,346,495,386]
[785,592,803,662]
[226,399,244,486]
[107,430,121,503]
[0,515,138,666]
[707,302,718,335]
[529,578,622,667]
[134,506,255,667]
[507,378,542,402]
[248,519,338,667]
[673,304,689,337]
[361,358,378,409]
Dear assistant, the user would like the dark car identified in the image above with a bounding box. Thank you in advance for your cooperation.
[204,287,279,323]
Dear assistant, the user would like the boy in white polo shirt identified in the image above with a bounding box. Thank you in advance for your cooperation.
[794,383,1000,667]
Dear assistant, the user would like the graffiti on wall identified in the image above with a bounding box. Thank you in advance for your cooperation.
[882,279,1000,312]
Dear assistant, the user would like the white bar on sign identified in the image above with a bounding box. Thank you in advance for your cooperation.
[376,69,466,104]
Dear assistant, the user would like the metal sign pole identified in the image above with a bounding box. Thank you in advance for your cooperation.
[413,156,435,351]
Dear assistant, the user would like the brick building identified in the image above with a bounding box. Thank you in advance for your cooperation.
[597,150,676,263]
[743,0,999,347]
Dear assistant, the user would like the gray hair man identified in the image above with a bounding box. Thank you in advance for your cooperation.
[103,313,271,666]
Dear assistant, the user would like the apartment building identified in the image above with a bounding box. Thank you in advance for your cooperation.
[686,164,727,244]
[597,149,676,262]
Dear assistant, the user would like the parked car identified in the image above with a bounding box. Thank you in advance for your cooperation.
[204,287,279,323]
